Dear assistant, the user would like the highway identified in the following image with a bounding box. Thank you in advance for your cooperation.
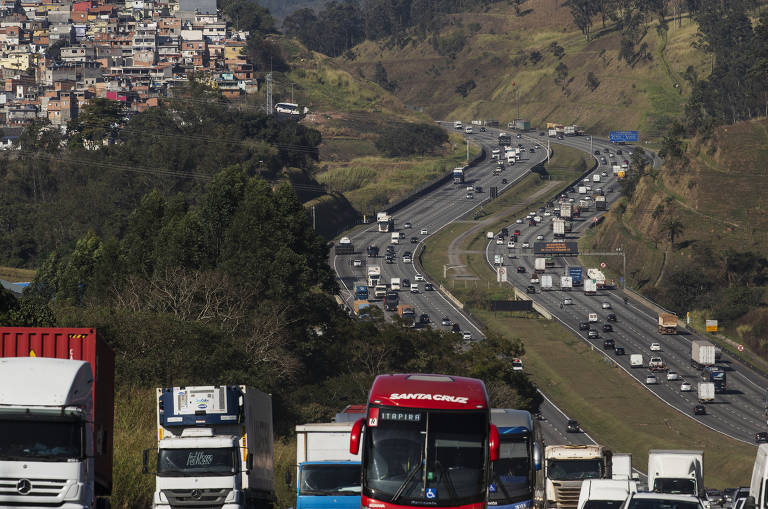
[331,123,768,445]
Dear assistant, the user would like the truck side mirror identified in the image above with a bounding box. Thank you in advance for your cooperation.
[142,449,149,474]
[246,452,253,472]
[350,418,364,455]
[489,424,500,462]
[285,470,291,486]
[533,442,542,471]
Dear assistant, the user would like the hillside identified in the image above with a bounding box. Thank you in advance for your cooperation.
[583,118,768,357]
[339,0,709,137]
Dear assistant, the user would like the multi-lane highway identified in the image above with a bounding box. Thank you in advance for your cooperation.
[332,122,768,445]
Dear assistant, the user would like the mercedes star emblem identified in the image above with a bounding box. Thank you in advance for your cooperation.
[190,489,202,500]
[17,479,32,495]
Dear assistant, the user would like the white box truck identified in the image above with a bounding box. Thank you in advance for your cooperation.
[535,258,547,273]
[691,340,716,369]
[647,450,703,498]
[584,279,597,296]
[578,186,587,194]
[553,218,566,238]
[390,278,401,291]
[149,386,274,509]
[698,382,715,403]
[295,421,361,509]
[630,354,643,368]
[592,174,601,183]
[612,453,633,480]
[560,276,573,291]
[541,274,553,290]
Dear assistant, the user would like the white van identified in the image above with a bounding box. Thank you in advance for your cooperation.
[390,278,401,291]
[630,354,643,368]
[391,232,400,244]
[578,479,638,509]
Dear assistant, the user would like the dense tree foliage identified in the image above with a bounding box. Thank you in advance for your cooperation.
[374,122,449,157]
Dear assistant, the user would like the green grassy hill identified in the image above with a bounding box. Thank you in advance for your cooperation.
[341,0,709,138]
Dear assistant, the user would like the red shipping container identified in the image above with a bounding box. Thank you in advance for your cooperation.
[0,327,115,495]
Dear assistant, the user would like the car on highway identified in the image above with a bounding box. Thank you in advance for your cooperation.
[424,283,433,291]
[441,317,452,326]
[646,374,658,385]
[352,259,362,267]
[607,313,617,322]
[420,228,428,235]
[419,313,430,324]
[452,323,461,333]
[607,186,614,192]
[410,284,419,293]
[602,323,613,332]
[462,331,472,340]
[563,298,573,305]
[466,193,473,199]
[502,178,508,184]
[403,255,412,263]
[529,147,535,153]
[588,329,599,339]
[539,132,545,136]
[403,222,412,228]
[385,255,394,264]
[756,432,768,443]
[402,278,410,288]
[615,346,625,355]
[601,301,612,309]
[526,285,536,294]
[694,404,706,416]
[512,358,524,371]
[544,211,551,216]
[522,242,530,248]
[566,419,580,433]
[617,149,623,155]
[515,218,523,223]
[410,236,419,244]
[579,321,590,330]
[603,338,615,349]
[594,150,601,155]
[508,241,516,248]
[414,273,424,281]
[496,237,504,245]
[601,171,608,177]
[480,126,487,132]
[516,266,526,273]
[667,371,680,381]
[536,234,544,240]
[722,489,736,506]
[681,381,692,392]
[650,342,662,351]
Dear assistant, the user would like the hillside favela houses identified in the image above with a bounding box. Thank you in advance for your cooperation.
[0,0,259,140]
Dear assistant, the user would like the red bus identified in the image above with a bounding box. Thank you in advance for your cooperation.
[350,374,499,509]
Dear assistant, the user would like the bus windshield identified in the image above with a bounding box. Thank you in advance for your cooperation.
[364,409,487,506]
[547,459,603,481]
[489,438,531,503]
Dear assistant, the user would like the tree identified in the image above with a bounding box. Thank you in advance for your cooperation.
[554,62,569,87]
[586,71,600,91]
[662,219,684,245]
[68,98,126,150]
[550,41,565,58]
[567,0,597,40]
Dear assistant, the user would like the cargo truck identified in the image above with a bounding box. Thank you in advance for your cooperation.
[565,125,576,136]
[367,266,381,287]
[354,285,368,300]
[553,218,566,238]
[541,274,553,290]
[691,340,716,369]
[535,258,547,273]
[453,167,465,184]
[396,304,416,326]
[373,284,387,298]
[702,366,726,393]
[377,212,394,232]
[647,450,703,498]
[630,354,643,368]
[592,174,600,183]
[578,199,590,211]
[560,276,573,291]
[560,203,573,220]
[569,266,583,286]
[587,269,606,288]
[294,421,361,509]
[584,279,597,296]
[595,196,606,211]
[578,186,587,194]
[612,164,621,175]
[611,453,633,480]
[499,133,512,146]
[658,313,678,334]
[697,382,715,403]
[0,327,115,509]
[384,291,399,311]
[648,357,667,372]
[147,385,274,509]
[548,128,557,137]
[545,445,612,509]
[390,278,401,291]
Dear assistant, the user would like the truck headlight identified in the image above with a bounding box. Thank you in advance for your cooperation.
[224,489,240,503]
[64,483,81,500]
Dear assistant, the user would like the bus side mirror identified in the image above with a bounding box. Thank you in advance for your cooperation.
[489,424,500,462]
[533,442,542,471]
[350,418,364,455]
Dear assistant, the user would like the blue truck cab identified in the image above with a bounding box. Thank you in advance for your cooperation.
[355,285,369,300]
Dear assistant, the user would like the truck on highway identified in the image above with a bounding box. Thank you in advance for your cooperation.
[149,385,274,509]
[592,174,600,183]
[697,382,715,403]
[647,450,703,498]
[691,340,716,369]
[578,186,587,194]
[367,245,379,257]
[492,148,501,160]
[561,203,573,220]
[535,258,547,273]
[353,299,371,316]
[588,312,599,323]
[577,480,637,509]
[377,212,394,232]
[553,218,566,238]
[335,240,355,255]
[373,284,387,298]
[354,285,369,300]
[541,274,553,290]
[0,327,115,509]
[499,133,513,146]
[548,128,557,137]
[453,167,465,184]
[612,164,621,175]
[294,421,361,509]
[390,232,399,244]
[658,313,678,334]
[569,266,583,286]
[595,196,606,211]
[397,304,416,326]
[578,199,590,211]
[702,366,726,393]
[630,354,643,368]
[390,278,401,291]
[611,453,632,480]
[545,445,612,509]
[367,266,381,287]
[384,291,399,311]
[565,125,576,136]
[584,279,597,296]
[560,276,573,291]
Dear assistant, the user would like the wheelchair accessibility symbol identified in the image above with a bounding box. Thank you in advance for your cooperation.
[426,488,437,499]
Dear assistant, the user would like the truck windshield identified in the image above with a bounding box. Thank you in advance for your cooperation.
[489,438,531,503]
[0,419,84,460]
[363,409,486,507]
[547,459,602,481]
[653,479,696,495]
[584,501,625,509]
[300,464,361,496]
[157,448,236,476]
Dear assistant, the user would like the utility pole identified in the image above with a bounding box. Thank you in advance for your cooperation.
[266,72,273,113]
[466,137,469,163]
[547,137,550,164]
[290,82,294,103]
[312,206,316,230]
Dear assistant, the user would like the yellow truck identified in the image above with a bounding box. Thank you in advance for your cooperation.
[658,313,677,334]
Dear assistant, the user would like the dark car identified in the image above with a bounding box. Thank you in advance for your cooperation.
[419,313,430,324]
[566,419,580,433]
[452,323,461,333]
[579,321,590,330]
[757,432,768,443]
[607,313,617,322]
[517,266,526,273]
[603,338,615,349]
[594,150,601,155]
[694,404,707,416]
[402,278,410,288]
[539,132,545,136]
[501,227,509,236]
[615,346,625,355]
[588,329,599,339]
[526,285,536,294]
[529,147,535,153]
[385,255,394,264]
[424,283,433,291]
[602,323,614,332]
[386,245,395,253]
[480,126,487,132]
[410,236,419,244]
[441,317,451,326]
[502,178,508,184]
[617,149,623,155]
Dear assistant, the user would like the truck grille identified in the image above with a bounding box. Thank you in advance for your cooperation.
[554,485,582,509]
[0,477,67,497]
[163,488,229,508]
